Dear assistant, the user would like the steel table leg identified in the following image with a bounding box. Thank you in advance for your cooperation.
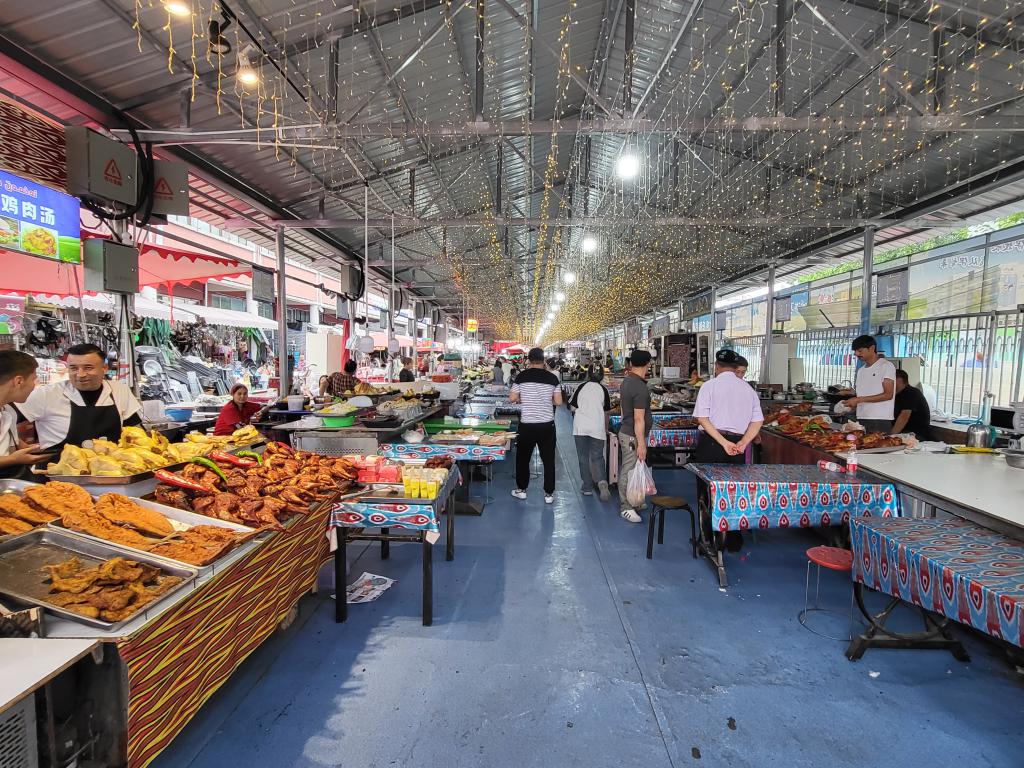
[696,495,728,587]
[422,534,433,626]
[334,527,348,623]
[381,527,390,560]
[446,499,455,562]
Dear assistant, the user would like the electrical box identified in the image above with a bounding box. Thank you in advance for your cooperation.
[150,159,189,216]
[84,239,139,294]
[66,126,138,205]
[335,296,352,321]
[338,263,361,298]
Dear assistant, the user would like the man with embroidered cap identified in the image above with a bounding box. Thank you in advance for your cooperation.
[692,349,764,465]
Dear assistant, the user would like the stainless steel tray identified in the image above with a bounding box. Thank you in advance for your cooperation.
[0,528,197,631]
[51,493,256,571]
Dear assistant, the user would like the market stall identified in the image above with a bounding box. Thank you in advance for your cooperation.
[685,463,899,587]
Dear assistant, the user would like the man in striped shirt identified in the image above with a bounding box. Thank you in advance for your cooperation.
[509,347,563,503]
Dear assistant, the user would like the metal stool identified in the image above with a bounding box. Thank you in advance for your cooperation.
[646,495,696,560]
[799,545,854,641]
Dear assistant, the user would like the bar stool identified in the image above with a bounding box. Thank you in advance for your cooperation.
[799,545,854,641]
[646,496,696,560]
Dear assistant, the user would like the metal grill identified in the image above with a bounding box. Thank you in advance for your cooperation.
[291,434,380,456]
[0,695,38,768]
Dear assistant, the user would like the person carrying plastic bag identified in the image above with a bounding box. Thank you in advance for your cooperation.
[617,349,655,523]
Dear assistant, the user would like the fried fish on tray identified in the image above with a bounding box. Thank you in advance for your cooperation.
[23,482,94,518]
[0,494,58,525]
[0,515,32,535]
[45,556,182,623]
[60,506,160,551]
[94,493,174,537]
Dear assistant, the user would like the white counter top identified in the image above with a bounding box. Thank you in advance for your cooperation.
[857,452,1024,535]
[0,638,98,712]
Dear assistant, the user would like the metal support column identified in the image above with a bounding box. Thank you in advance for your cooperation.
[709,285,718,349]
[761,264,776,386]
[624,0,636,115]
[860,226,875,335]
[474,0,485,120]
[275,225,290,396]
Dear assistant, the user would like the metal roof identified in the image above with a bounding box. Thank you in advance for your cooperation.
[0,0,1022,339]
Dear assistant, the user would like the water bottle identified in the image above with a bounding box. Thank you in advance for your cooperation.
[817,460,845,473]
[845,433,859,474]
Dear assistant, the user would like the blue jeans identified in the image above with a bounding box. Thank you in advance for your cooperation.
[574,435,606,489]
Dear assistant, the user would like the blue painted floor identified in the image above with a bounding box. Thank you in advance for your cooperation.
[153,412,1023,768]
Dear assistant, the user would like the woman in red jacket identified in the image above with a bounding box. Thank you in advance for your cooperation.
[213,384,267,436]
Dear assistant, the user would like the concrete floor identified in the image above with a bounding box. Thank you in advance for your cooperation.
[153,413,1023,768]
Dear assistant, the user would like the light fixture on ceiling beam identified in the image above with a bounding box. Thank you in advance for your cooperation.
[563,271,577,285]
[616,153,641,180]
[555,291,566,302]
[163,1,192,17]
[236,44,261,87]
[208,11,232,55]
[547,312,555,320]
[581,237,597,254]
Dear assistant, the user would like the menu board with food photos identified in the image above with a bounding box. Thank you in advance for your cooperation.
[0,169,81,263]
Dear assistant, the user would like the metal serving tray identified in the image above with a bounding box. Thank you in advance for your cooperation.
[50,493,256,572]
[0,528,197,631]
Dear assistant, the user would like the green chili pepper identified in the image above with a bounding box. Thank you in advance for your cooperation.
[190,456,228,483]
[236,450,263,465]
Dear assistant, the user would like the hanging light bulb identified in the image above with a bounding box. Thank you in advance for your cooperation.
[563,271,577,285]
[581,237,597,254]
[163,1,192,17]
[547,312,555,320]
[616,153,641,180]
[555,292,566,302]
[236,44,261,87]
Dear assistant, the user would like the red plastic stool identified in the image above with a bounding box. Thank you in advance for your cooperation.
[799,545,854,641]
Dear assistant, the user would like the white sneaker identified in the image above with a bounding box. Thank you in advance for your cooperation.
[620,508,642,523]
[544,495,555,504]
[511,489,527,500]
[598,481,611,501]
[581,486,593,496]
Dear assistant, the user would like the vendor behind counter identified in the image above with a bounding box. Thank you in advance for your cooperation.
[0,350,53,477]
[18,343,143,454]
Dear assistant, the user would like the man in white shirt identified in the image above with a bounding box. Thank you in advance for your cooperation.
[569,365,612,501]
[0,351,52,477]
[692,349,764,464]
[841,334,896,433]
[19,343,142,452]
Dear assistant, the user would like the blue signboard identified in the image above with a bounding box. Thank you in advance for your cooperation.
[0,169,81,263]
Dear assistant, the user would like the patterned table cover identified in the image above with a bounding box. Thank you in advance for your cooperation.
[851,516,1024,648]
[329,465,460,533]
[607,414,699,449]
[687,463,899,531]
[378,442,507,462]
[608,412,691,429]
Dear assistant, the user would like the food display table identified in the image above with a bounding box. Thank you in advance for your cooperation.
[329,464,461,626]
[607,413,700,483]
[281,405,442,455]
[848,515,1024,660]
[685,463,899,587]
[758,428,842,466]
[855,453,1024,538]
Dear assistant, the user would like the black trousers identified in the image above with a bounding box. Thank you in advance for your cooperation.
[692,431,746,464]
[516,421,556,494]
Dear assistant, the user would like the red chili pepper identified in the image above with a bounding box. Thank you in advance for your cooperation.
[209,450,257,468]
[154,469,216,495]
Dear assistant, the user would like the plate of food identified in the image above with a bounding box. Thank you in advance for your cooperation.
[0,216,19,247]
[20,224,58,257]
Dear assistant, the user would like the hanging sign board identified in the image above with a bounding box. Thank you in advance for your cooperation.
[773,295,792,322]
[876,268,909,307]
[467,318,479,332]
[251,265,275,303]
[0,169,81,263]
[625,321,641,345]
[650,316,670,338]
[679,291,713,320]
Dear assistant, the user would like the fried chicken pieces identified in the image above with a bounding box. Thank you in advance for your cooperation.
[0,486,68,536]
[154,443,357,530]
[44,556,181,623]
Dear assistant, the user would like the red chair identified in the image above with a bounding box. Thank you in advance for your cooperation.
[799,545,854,641]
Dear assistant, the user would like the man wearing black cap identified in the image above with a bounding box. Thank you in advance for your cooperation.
[509,346,563,503]
[618,349,654,523]
[692,349,764,464]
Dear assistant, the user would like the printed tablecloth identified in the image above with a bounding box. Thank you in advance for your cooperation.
[608,412,692,430]
[687,463,899,531]
[330,501,439,533]
[851,516,1024,648]
[379,442,507,462]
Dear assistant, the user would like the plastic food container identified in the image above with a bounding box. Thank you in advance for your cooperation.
[320,414,355,427]
[165,407,194,422]
[286,395,306,411]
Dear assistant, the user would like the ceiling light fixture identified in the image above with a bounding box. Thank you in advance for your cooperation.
[616,153,641,180]
[236,44,260,87]
[163,1,192,17]
[563,271,577,285]
[581,237,597,254]
[208,12,232,55]
[555,292,566,302]
[547,312,555,320]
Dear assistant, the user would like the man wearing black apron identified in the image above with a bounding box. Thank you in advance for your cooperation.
[18,343,143,454]
[0,351,53,478]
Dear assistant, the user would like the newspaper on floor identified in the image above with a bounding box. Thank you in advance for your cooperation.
[344,572,396,604]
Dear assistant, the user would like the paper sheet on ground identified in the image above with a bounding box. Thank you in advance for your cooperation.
[345,572,396,604]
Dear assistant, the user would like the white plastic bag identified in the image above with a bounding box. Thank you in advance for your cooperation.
[626,460,657,508]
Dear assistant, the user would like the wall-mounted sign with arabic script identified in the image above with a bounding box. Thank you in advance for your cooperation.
[679,291,713,320]
[0,170,81,264]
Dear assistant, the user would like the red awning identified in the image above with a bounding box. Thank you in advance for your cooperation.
[0,236,251,297]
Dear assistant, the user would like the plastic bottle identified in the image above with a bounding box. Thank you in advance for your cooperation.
[817,460,845,473]
[845,433,859,474]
